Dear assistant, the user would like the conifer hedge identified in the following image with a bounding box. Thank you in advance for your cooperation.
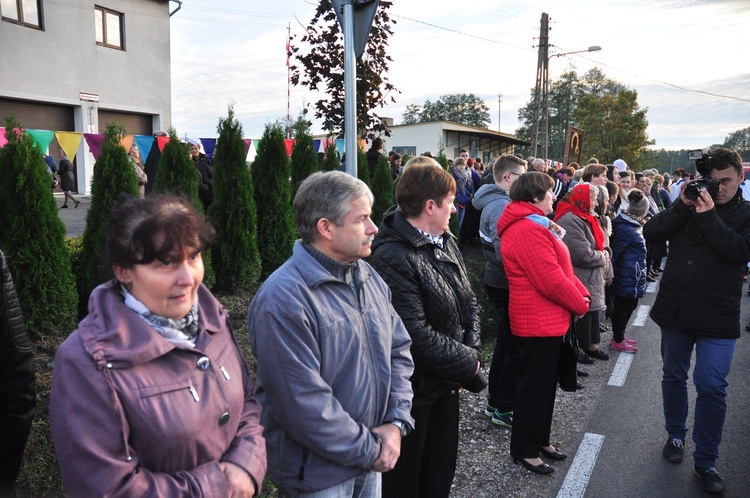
[0,117,77,337]
[320,140,341,171]
[371,154,394,227]
[251,123,296,279]
[290,118,319,199]
[207,107,261,293]
[78,123,140,316]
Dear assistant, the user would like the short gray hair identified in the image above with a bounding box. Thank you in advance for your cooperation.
[293,171,373,243]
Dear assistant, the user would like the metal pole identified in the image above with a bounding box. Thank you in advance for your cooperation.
[343,2,357,177]
[497,93,502,132]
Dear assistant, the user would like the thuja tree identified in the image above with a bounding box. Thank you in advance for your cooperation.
[207,106,261,293]
[153,129,200,199]
[357,147,370,186]
[0,117,77,337]
[78,124,139,314]
[290,116,319,199]
[321,140,340,171]
[251,123,296,279]
[371,154,393,226]
[152,129,214,287]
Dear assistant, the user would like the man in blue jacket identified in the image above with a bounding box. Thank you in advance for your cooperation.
[248,171,414,497]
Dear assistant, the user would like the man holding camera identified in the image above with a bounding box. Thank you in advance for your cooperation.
[644,148,750,494]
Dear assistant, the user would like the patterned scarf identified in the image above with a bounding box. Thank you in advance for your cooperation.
[525,214,567,240]
[120,285,199,349]
[553,183,606,251]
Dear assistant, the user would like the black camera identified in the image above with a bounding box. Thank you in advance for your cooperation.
[683,176,719,201]
[684,149,720,201]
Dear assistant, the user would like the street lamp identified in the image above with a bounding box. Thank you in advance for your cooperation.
[532,44,601,162]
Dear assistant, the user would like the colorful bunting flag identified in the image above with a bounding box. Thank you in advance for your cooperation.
[335,139,345,156]
[120,135,135,154]
[312,139,322,153]
[83,133,105,159]
[156,135,170,152]
[200,138,216,159]
[0,128,7,148]
[54,131,83,161]
[27,129,55,153]
[134,135,154,164]
[244,139,253,157]
[284,139,295,157]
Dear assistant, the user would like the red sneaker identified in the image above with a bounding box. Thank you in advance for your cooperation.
[611,338,638,353]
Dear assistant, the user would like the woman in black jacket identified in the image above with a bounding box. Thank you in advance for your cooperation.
[0,250,36,496]
[370,158,486,498]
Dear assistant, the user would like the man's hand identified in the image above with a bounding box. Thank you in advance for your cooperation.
[219,461,256,498]
[681,184,715,213]
[370,423,402,473]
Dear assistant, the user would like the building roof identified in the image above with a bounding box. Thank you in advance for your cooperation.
[389,120,531,147]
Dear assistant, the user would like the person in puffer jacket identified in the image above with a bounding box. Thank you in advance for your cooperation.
[370,158,486,498]
[609,189,649,353]
[497,171,590,476]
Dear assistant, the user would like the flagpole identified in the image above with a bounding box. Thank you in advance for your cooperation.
[286,23,291,139]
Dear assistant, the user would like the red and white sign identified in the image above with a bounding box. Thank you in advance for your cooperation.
[79,92,99,103]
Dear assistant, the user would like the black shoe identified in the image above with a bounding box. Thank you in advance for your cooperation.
[540,447,567,460]
[585,348,610,361]
[514,458,555,475]
[745,322,750,332]
[576,382,585,390]
[61,204,68,209]
[577,368,589,377]
[647,274,656,282]
[74,200,80,209]
[577,351,594,365]
[654,266,664,273]
[694,466,725,494]
[599,322,607,332]
[663,438,684,463]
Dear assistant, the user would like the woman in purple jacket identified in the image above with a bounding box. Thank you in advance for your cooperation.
[50,196,266,497]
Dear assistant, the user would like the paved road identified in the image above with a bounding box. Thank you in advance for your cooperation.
[55,193,90,237]
[548,275,750,497]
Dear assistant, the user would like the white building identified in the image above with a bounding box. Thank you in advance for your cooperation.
[382,120,529,162]
[0,0,176,194]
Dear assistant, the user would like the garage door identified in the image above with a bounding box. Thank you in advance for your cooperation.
[98,110,152,136]
[0,97,74,161]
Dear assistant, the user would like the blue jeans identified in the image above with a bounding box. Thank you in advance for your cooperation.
[282,472,381,498]
[661,326,736,469]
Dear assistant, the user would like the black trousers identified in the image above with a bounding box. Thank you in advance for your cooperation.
[382,390,459,498]
[511,336,560,460]
[575,310,600,351]
[612,296,639,342]
[485,285,519,413]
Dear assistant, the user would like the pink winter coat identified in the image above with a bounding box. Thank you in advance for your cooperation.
[50,281,266,496]
[497,201,590,337]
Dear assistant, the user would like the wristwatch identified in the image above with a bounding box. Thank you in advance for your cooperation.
[391,419,408,437]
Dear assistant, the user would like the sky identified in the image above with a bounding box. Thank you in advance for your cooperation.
[170,0,750,151]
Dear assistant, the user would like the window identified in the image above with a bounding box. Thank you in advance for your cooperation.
[95,6,123,49]
[1,0,42,28]
[392,146,416,157]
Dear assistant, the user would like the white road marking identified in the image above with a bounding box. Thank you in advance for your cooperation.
[607,352,634,387]
[646,281,658,293]
[557,433,606,498]
[632,305,651,327]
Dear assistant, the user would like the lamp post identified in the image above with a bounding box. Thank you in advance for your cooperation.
[533,44,601,161]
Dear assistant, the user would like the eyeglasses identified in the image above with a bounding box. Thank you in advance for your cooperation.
[509,171,522,177]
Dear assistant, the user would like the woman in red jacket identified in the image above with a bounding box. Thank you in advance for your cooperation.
[497,171,590,475]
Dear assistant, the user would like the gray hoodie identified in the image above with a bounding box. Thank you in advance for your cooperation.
[472,183,511,289]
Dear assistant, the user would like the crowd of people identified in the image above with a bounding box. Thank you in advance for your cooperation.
[2,145,749,497]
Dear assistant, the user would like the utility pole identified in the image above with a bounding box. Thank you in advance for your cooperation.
[497,93,503,132]
[531,13,550,159]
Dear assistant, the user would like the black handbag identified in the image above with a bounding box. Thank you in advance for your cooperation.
[557,318,579,392]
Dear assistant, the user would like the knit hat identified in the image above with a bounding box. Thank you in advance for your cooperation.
[626,189,649,218]
[613,159,628,171]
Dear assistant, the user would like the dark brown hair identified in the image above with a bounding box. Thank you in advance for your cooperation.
[106,195,215,271]
[509,171,554,203]
[582,163,607,182]
[397,160,456,218]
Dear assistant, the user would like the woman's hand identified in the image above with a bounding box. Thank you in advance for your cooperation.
[220,462,256,498]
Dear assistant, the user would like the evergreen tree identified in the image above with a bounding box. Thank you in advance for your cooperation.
[321,140,340,171]
[0,117,77,337]
[251,123,296,279]
[357,147,371,186]
[79,123,140,316]
[152,129,214,287]
[153,129,200,199]
[290,117,319,199]
[371,154,394,226]
[435,148,449,170]
[208,106,261,293]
